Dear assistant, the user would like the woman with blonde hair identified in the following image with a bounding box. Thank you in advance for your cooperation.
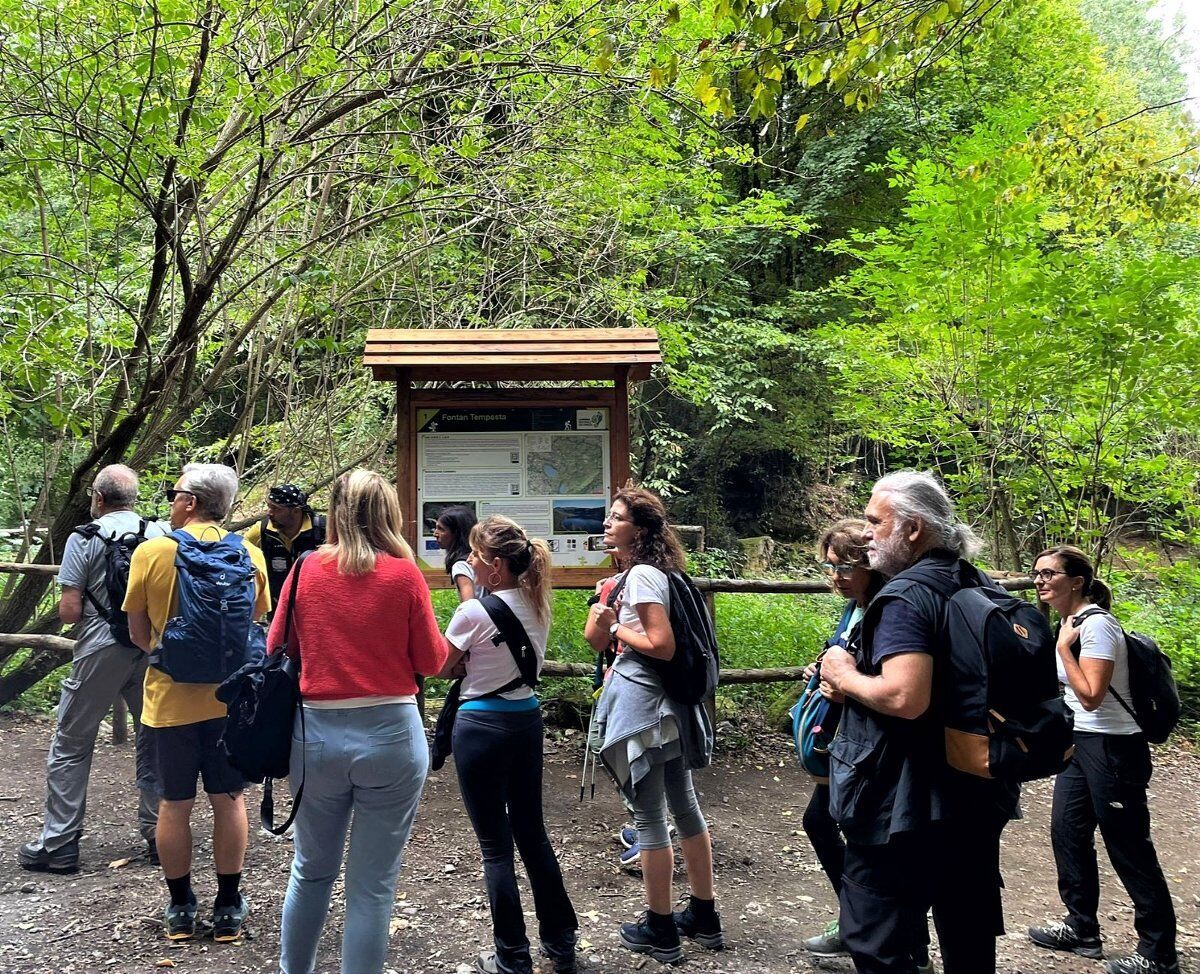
[439,515,578,974]
[269,469,447,974]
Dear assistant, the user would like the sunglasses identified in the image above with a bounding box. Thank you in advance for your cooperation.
[821,562,859,578]
[165,488,197,503]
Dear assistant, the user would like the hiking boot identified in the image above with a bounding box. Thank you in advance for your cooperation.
[18,839,79,875]
[1104,954,1179,974]
[1028,921,1103,959]
[164,897,198,941]
[538,945,578,974]
[803,919,847,956]
[672,895,724,950]
[619,912,683,965]
[619,825,638,849]
[475,950,532,974]
[211,894,249,942]
[146,839,160,867]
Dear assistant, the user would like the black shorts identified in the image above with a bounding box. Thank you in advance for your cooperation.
[142,718,246,801]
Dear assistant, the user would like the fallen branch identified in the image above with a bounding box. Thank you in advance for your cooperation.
[0,632,75,654]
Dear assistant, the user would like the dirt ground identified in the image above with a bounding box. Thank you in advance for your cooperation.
[0,712,1197,974]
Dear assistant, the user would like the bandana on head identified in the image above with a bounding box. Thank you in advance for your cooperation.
[268,484,307,508]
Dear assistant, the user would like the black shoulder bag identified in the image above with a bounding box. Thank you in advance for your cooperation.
[430,594,539,771]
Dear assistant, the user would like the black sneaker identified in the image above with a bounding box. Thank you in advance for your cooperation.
[164,898,198,941]
[18,839,79,875]
[1105,954,1179,974]
[211,894,249,942]
[1028,921,1103,959]
[619,912,683,965]
[672,896,724,951]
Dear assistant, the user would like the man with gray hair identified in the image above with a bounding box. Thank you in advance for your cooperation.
[821,471,1018,974]
[123,463,270,944]
[18,464,166,874]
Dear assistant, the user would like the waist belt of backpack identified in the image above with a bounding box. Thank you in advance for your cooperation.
[262,551,311,836]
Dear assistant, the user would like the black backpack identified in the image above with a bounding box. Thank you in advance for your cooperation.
[1073,607,1181,744]
[611,568,720,706]
[908,559,1075,783]
[216,551,311,835]
[71,519,151,649]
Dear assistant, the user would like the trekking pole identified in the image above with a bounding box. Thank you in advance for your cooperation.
[580,654,604,801]
[589,689,602,800]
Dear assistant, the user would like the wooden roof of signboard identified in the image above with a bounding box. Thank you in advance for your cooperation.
[364,327,662,382]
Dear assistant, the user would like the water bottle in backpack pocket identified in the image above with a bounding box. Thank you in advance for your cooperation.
[152,530,260,684]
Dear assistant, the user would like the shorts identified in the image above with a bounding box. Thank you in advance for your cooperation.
[142,717,246,801]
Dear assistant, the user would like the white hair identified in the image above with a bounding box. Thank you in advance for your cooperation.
[180,463,239,521]
[92,464,138,508]
[872,470,982,560]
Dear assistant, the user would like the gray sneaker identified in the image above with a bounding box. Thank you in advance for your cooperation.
[1028,920,1103,959]
[803,919,847,957]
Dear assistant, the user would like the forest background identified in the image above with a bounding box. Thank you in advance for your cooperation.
[0,0,1197,723]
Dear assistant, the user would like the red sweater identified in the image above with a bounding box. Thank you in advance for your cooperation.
[267,552,447,700]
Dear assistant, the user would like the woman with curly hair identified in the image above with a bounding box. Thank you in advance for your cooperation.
[584,486,721,964]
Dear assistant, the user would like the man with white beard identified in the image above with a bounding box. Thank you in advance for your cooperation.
[820,471,1018,974]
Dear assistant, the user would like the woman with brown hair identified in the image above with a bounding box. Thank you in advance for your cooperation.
[1027,545,1177,974]
[270,469,447,974]
[440,515,578,974]
[585,486,721,964]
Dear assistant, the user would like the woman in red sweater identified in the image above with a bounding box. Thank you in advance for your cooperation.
[268,468,447,974]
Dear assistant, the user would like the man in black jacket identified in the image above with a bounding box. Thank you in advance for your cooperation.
[244,485,325,608]
[821,470,1018,974]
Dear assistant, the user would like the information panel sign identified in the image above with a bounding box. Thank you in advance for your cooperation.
[416,406,612,570]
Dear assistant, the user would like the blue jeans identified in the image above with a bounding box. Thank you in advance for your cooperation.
[279,703,428,974]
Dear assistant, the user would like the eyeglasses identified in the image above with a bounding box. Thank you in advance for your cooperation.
[84,487,99,498]
[1029,568,1069,583]
[821,562,859,578]
[604,511,628,524]
[165,488,196,503]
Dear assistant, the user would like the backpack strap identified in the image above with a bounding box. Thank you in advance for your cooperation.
[479,593,539,689]
[1065,606,1141,725]
[70,522,112,620]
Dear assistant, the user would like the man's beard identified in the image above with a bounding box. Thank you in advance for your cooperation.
[868,522,916,578]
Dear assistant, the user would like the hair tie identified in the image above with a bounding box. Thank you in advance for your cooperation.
[525,539,533,552]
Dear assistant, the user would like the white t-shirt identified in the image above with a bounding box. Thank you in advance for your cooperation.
[1056,609,1141,735]
[450,559,475,584]
[446,589,549,701]
[616,564,671,635]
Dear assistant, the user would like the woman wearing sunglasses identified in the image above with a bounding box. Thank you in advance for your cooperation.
[1027,546,1177,974]
[799,519,888,960]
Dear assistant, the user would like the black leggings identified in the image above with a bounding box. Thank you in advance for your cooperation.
[1052,731,1176,963]
[803,783,845,895]
[454,708,577,972]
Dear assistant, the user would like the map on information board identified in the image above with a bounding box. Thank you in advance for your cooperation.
[416,407,612,570]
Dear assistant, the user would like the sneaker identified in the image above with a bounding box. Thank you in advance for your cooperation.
[619,913,683,965]
[1104,954,1179,974]
[211,894,249,943]
[672,896,724,950]
[618,842,642,870]
[1028,921,1104,959]
[619,825,638,849]
[164,898,198,941]
[146,839,160,867]
[475,950,532,974]
[803,919,847,957]
[18,839,80,875]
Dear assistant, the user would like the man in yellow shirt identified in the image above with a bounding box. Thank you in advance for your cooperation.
[124,463,269,944]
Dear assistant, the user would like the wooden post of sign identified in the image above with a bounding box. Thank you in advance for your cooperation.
[612,366,631,491]
[395,369,416,547]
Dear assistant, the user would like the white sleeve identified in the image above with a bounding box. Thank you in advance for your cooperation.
[450,560,475,582]
[445,600,489,653]
[624,565,669,608]
[1078,614,1123,663]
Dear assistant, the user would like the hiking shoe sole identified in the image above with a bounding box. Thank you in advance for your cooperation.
[618,929,683,965]
[687,930,725,951]
[211,895,249,943]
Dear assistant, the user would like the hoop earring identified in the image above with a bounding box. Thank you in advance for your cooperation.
[488,569,503,588]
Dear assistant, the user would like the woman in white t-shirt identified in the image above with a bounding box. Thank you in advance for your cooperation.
[1027,545,1177,974]
[433,505,477,601]
[439,516,577,974]
[585,487,721,964]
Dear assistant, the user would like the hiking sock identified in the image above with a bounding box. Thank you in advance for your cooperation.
[688,895,717,921]
[647,909,676,932]
[214,872,242,909]
[166,872,195,907]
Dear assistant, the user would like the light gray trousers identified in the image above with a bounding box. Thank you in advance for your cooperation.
[39,643,158,851]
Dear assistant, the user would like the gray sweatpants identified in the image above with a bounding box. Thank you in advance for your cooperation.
[39,643,158,851]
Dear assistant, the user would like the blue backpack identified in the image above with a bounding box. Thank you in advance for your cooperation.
[152,530,262,684]
[790,602,855,781]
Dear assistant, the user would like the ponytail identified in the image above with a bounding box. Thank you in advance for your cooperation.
[520,539,553,625]
[1087,577,1113,612]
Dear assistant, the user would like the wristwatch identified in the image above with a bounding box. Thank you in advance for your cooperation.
[608,622,620,638]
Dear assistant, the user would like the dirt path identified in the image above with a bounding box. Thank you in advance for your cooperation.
[0,713,1197,974]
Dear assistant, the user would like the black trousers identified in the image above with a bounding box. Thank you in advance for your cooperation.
[1052,731,1176,963]
[804,783,846,895]
[840,814,1006,974]
[454,708,577,972]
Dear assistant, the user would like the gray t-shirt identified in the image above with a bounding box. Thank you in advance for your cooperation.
[57,511,167,659]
